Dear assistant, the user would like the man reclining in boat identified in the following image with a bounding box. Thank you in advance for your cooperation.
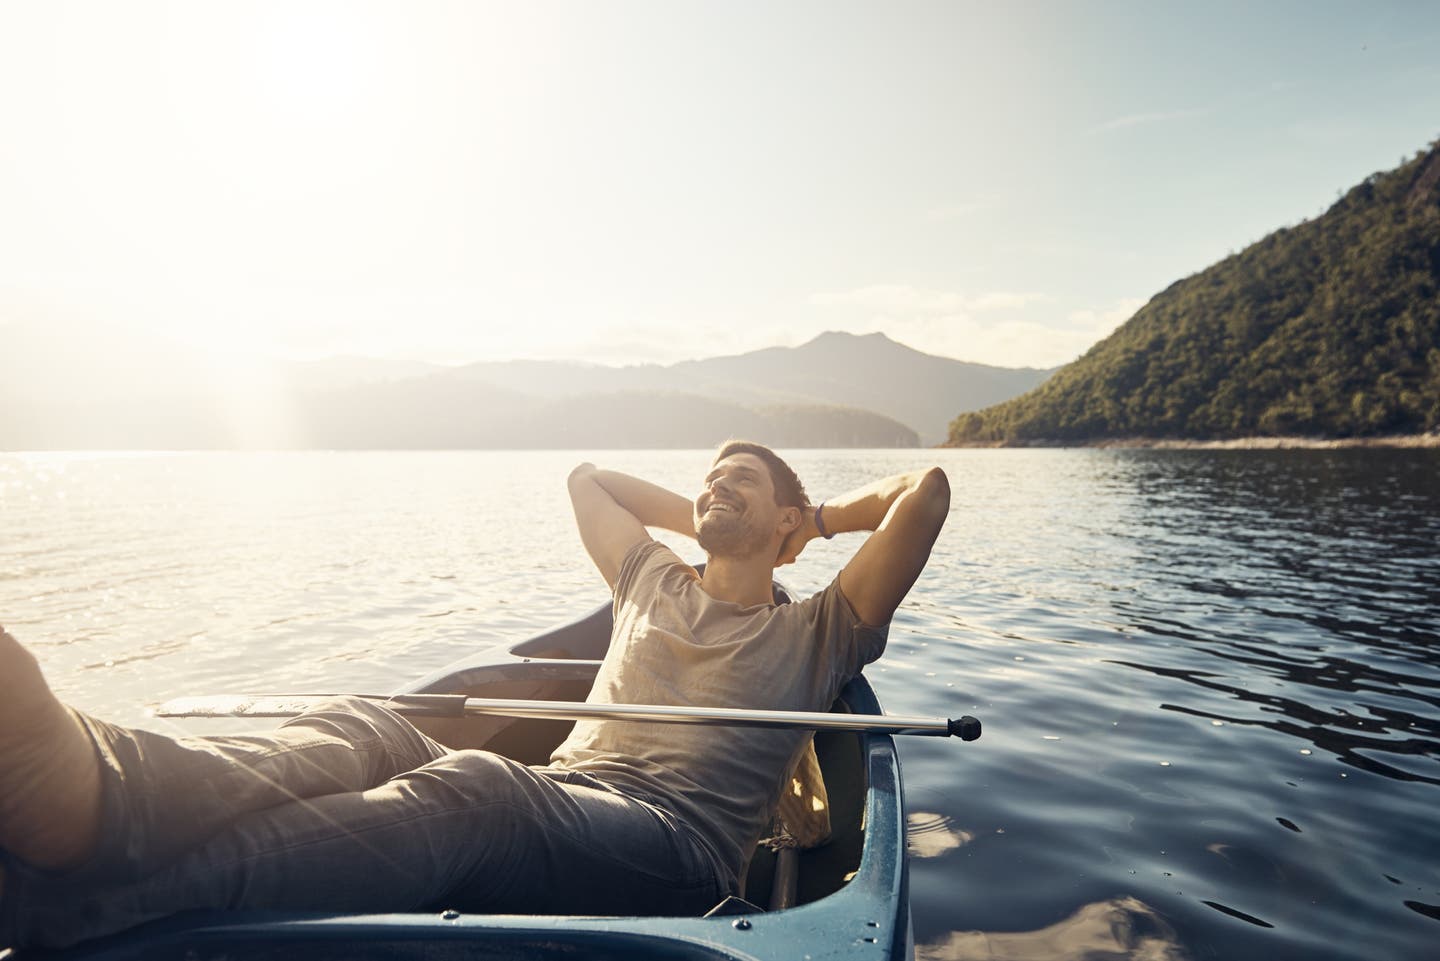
[0,441,949,949]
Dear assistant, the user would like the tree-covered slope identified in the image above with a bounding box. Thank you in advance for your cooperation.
[949,142,1440,444]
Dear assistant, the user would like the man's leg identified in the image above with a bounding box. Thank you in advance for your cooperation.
[1,626,450,883]
[0,626,102,871]
[6,754,728,949]
[72,695,453,882]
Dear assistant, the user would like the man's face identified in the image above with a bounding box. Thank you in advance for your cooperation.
[694,453,784,559]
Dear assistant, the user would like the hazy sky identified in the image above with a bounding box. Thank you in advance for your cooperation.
[3,1,1438,370]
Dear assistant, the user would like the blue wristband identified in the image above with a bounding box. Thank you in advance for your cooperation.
[814,502,834,539]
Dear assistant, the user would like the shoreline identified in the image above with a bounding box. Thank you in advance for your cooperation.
[945,433,1440,450]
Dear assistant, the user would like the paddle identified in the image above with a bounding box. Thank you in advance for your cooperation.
[151,693,982,740]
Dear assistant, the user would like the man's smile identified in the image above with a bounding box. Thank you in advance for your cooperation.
[701,492,743,517]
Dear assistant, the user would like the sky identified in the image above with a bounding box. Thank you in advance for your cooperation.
[2,0,1438,371]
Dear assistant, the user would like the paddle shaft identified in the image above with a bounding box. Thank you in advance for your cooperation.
[153,693,982,740]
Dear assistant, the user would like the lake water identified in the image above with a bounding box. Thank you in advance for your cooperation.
[3,448,1438,960]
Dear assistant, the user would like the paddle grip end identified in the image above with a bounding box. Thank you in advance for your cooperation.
[948,715,982,741]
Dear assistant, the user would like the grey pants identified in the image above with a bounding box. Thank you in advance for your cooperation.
[1,697,728,949]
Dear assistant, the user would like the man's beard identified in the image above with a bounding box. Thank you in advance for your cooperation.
[697,511,769,560]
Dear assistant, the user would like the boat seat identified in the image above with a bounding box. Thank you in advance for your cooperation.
[741,726,866,911]
[758,736,830,910]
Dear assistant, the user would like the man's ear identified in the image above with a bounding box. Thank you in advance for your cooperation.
[778,505,801,535]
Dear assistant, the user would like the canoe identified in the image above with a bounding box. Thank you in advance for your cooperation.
[43,583,912,961]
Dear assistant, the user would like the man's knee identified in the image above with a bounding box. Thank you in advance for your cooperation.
[278,695,448,778]
[398,750,541,810]
[281,696,404,739]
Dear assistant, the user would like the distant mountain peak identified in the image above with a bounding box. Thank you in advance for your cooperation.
[803,330,897,348]
[808,330,890,341]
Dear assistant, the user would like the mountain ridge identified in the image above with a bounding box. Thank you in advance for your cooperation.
[434,331,1053,445]
[1,327,1048,449]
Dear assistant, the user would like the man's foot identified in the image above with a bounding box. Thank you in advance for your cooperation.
[0,626,102,871]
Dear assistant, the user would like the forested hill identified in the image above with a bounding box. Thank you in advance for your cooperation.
[948,141,1440,445]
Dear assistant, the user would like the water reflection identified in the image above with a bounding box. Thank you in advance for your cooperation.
[1201,899,1273,928]
[896,449,1440,960]
[1096,451,1440,786]
[918,897,1188,961]
[907,811,974,858]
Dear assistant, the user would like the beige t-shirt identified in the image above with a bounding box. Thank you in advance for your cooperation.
[548,540,888,886]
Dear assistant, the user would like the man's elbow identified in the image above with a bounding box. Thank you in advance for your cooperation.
[567,462,598,490]
[917,466,950,501]
[915,466,951,522]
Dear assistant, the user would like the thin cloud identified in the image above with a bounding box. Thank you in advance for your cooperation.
[809,285,967,314]
[1066,296,1147,340]
[969,291,1054,311]
[807,288,1145,368]
[923,201,990,223]
[809,284,1051,315]
[1088,107,1210,134]
[543,323,771,368]
[1285,118,1368,144]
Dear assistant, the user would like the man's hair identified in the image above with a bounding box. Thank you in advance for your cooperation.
[712,440,810,510]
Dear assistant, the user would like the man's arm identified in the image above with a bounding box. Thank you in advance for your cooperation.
[567,464,696,589]
[783,468,950,627]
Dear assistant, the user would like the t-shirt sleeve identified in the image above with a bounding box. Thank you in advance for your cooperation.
[807,577,890,679]
[611,538,669,620]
